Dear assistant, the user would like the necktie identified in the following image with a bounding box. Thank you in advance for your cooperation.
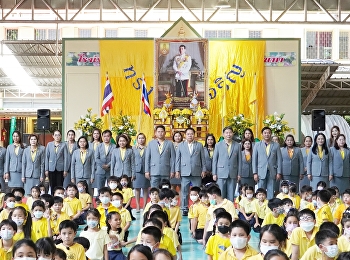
[188,143,193,155]
[318,146,323,159]
[265,143,270,155]
[341,149,345,160]
[105,144,109,155]
[158,141,164,154]
[139,147,144,157]
[14,145,19,155]
[226,142,231,154]
[288,149,294,159]
[120,148,126,161]
[31,149,37,162]
[81,150,86,164]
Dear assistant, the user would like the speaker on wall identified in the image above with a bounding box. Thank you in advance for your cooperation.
[37,109,51,130]
[312,109,325,131]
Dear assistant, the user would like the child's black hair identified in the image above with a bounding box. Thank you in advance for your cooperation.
[143,204,163,225]
[32,200,45,211]
[66,183,78,191]
[267,198,283,211]
[59,220,78,233]
[120,175,133,188]
[149,210,171,228]
[73,236,90,250]
[316,181,327,189]
[159,188,174,200]
[159,179,171,189]
[199,189,208,199]
[231,219,251,236]
[283,208,299,224]
[259,224,287,250]
[327,188,336,196]
[144,218,163,230]
[4,193,15,203]
[255,188,267,196]
[315,229,338,246]
[107,176,119,183]
[36,237,56,256]
[40,194,54,208]
[98,187,112,196]
[246,186,254,192]
[298,208,316,220]
[281,198,293,206]
[37,183,47,194]
[53,196,64,205]
[264,249,289,260]
[77,180,89,194]
[0,219,17,232]
[13,238,37,257]
[212,208,227,235]
[319,221,340,236]
[214,212,232,235]
[55,248,67,260]
[141,226,162,243]
[52,186,65,195]
[317,189,332,203]
[206,184,221,196]
[289,185,297,193]
[31,186,40,194]
[112,192,123,201]
[149,187,159,194]
[300,185,312,194]
[106,211,122,235]
[84,209,101,231]
[190,186,201,194]
[172,189,179,196]
[8,206,32,238]
[12,187,25,197]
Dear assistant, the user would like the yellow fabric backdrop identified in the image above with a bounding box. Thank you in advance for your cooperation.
[100,40,154,141]
[208,40,265,139]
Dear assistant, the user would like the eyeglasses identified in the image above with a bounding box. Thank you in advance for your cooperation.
[299,216,313,221]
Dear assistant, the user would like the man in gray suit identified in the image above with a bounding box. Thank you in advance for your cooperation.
[212,126,241,201]
[94,130,116,190]
[145,125,175,188]
[252,127,282,199]
[175,127,206,215]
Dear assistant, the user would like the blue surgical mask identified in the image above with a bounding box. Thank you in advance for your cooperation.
[210,199,216,205]
[87,220,98,228]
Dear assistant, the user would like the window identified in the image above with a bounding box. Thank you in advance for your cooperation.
[249,31,261,38]
[135,30,147,37]
[339,32,349,59]
[306,31,332,59]
[105,29,118,38]
[78,29,92,38]
[35,29,46,40]
[35,29,60,40]
[204,30,231,38]
[48,29,60,40]
[6,29,18,40]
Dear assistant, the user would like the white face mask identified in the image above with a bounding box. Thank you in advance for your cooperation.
[190,195,198,202]
[246,194,253,199]
[344,227,350,236]
[317,186,324,190]
[323,245,339,258]
[78,187,84,193]
[162,185,169,189]
[300,221,315,232]
[0,229,14,240]
[282,187,289,194]
[260,245,279,255]
[112,200,121,208]
[100,197,110,205]
[14,258,37,260]
[7,201,15,209]
[87,220,98,228]
[109,183,118,190]
[230,237,247,249]
[57,194,65,199]
[38,257,52,260]
[12,218,24,226]
[143,243,154,252]
[171,200,178,206]
[306,194,312,200]
[34,211,44,219]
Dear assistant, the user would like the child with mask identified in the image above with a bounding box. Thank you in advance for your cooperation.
[315,189,333,226]
[283,209,299,257]
[261,198,285,227]
[96,187,119,229]
[111,192,131,242]
[205,212,232,260]
[0,219,17,260]
[31,200,52,242]
[218,219,258,260]
[190,188,209,244]
[0,193,15,222]
[276,181,290,200]
[237,186,256,228]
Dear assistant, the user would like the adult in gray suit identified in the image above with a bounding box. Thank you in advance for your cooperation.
[45,130,69,194]
[307,133,332,190]
[64,130,79,188]
[21,134,45,194]
[0,144,6,191]
[145,125,175,188]
[212,126,242,201]
[5,131,25,188]
[111,133,135,179]
[175,127,206,214]
[280,134,304,190]
[330,134,350,193]
[252,127,282,199]
[299,136,312,188]
[93,129,115,190]
[240,139,255,187]
[71,136,95,190]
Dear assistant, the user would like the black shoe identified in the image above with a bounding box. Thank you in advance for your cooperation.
[182,210,188,216]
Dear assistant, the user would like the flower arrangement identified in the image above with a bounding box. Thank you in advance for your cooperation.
[263,112,293,138]
[74,108,103,136]
[171,109,182,117]
[201,108,209,115]
[153,108,162,115]
[181,108,193,116]
[227,113,254,137]
[111,111,137,137]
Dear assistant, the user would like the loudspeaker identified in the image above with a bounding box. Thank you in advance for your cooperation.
[312,109,326,131]
[37,109,51,130]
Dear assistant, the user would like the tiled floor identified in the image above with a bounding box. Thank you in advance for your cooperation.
[125,209,260,258]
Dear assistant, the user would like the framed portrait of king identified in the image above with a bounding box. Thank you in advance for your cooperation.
[155,39,208,109]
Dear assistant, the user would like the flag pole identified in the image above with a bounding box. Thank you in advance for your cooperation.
[138,74,144,133]
[254,73,258,136]
[221,73,226,132]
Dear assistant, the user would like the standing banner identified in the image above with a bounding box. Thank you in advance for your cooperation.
[208,40,266,138]
[99,40,155,140]
[9,117,16,144]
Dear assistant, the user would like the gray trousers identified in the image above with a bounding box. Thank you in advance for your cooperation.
[181,176,202,210]
[150,175,168,188]
[258,173,277,199]
[217,177,236,201]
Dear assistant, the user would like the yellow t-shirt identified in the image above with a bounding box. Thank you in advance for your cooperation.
[78,193,92,209]
[205,234,231,260]
[97,204,119,228]
[31,217,50,242]
[56,243,86,260]
[13,231,24,242]
[300,199,315,211]
[334,204,349,221]
[276,193,289,200]
[0,239,13,260]
[188,201,200,219]
[261,212,285,227]
[0,209,10,223]
[206,199,238,232]
[121,188,134,204]
[15,202,29,211]
[26,197,38,211]
[252,200,268,219]
[119,208,131,229]
[62,201,74,217]
[218,245,258,260]
[316,204,333,226]
[163,226,180,248]
[338,235,350,252]
[50,211,70,235]
[239,197,256,214]
[144,201,158,213]
[64,197,82,216]
[193,202,209,229]
[290,226,319,257]
[300,244,322,260]
[0,193,4,209]
[169,206,182,229]
[246,254,263,260]
[289,195,301,209]
[159,234,177,256]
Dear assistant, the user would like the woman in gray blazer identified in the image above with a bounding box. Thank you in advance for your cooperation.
[203,134,216,185]
[21,134,45,194]
[133,133,150,211]
[307,133,332,189]
[280,134,304,190]
[300,136,312,188]
[170,131,183,189]
[5,131,24,188]
[111,134,135,179]
[330,134,350,193]
[240,139,254,187]
[64,130,78,188]
[89,128,102,151]
[70,136,95,190]
[327,125,340,148]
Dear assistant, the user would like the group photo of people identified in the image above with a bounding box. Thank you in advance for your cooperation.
[1,123,350,260]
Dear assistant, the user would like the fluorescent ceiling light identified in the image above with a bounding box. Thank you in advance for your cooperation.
[216,0,231,8]
[0,45,41,93]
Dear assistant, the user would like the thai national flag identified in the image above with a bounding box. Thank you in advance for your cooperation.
[142,78,151,116]
[101,76,114,116]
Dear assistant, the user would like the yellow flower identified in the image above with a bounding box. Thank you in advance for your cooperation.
[181,109,192,116]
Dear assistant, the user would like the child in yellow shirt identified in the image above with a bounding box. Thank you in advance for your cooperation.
[158,188,173,219]
[31,200,52,242]
[111,192,131,242]
[0,219,17,260]
[119,175,136,221]
[276,181,290,200]
[107,176,119,193]
[144,187,160,213]
[205,211,232,260]
[315,189,333,226]
[299,185,314,210]
[77,180,92,219]
[0,193,16,223]
[191,188,209,244]
[97,187,119,228]
[64,183,83,224]
[252,188,268,233]
[35,237,57,260]
[333,189,350,225]
[51,196,70,242]
[238,186,256,228]
[188,186,201,231]
[8,206,32,241]
[169,190,182,240]
[13,188,29,211]
[52,187,74,218]
[261,198,285,227]
[288,185,301,209]
[26,186,40,211]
